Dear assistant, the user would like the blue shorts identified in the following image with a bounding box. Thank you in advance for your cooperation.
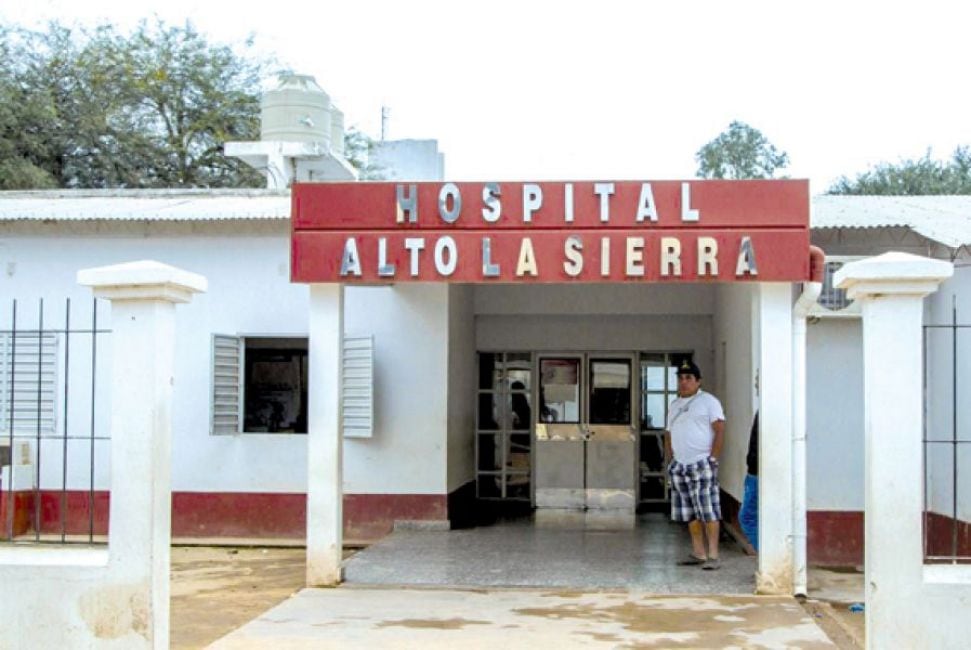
[668,456,722,523]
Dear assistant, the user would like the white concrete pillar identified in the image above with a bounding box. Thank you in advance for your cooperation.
[757,282,794,594]
[307,283,344,585]
[836,253,953,650]
[78,260,206,650]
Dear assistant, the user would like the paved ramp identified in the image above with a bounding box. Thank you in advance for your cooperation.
[209,587,836,649]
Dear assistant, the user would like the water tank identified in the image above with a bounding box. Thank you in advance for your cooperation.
[330,106,345,157]
[261,74,332,146]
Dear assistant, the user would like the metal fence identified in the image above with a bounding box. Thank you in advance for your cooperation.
[923,299,971,564]
[1,298,110,545]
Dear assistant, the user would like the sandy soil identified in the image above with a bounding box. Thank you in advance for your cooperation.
[170,546,310,649]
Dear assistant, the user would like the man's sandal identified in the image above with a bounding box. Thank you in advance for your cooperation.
[702,558,721,570]
[677,554,707,566]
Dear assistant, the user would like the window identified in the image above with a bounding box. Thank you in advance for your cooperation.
[813,256,864,316]
[476,351,532,501]
[639,352,692,505]
[211,335,308,434]
[211,334,373,436]
[0,332,57,435]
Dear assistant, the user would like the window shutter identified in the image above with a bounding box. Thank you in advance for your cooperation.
[0,332,57,435]
[211,334,242,434]
[342,335,373,438]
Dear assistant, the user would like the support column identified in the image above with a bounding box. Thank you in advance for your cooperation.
[307,283,344,586]
[78,260,206,650]
[835,252,952,650]
[757,282,794,594]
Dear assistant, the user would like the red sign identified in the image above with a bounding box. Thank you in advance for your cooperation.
[291,180,809,283]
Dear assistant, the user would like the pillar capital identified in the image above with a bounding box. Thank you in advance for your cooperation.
[77,260,207,303]
[834,252,952,300]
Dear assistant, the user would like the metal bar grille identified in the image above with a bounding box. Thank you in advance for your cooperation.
[1,298,110,546]
[922,297,970,564]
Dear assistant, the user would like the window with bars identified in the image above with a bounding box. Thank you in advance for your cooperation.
[817,257,864,312]
[0,332,58,436]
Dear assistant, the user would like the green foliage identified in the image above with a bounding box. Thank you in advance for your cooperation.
[695,121,790,180]
[0,20,269,189]
[343,126,385,180]
[828,147,971,195]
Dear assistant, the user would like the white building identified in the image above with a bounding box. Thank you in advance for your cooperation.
[1,187,968,571]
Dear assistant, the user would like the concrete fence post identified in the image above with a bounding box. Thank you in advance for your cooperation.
[835,252,962,650]
[78,260,206,648]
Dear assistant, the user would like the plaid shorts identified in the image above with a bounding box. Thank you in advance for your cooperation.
[668,456,722,523]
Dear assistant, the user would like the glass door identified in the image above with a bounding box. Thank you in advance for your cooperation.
[534,354,637,511]
[535,355,585,508]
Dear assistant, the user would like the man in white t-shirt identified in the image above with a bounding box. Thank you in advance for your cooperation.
[664,360,726,570]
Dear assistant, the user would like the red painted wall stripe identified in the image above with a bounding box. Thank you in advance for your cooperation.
[8,491,448,544]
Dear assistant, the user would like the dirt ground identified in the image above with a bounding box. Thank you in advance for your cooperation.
[170,546,865,649]
[170,546,313,649]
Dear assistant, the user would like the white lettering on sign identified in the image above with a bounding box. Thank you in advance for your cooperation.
[564,236,583,277]
[636,183,658,222]
[697,237,718,276]
[681,182,700,222]
[626,237,645,277]
[396,184,418,223]
[600,237,611,277]
[661,237,682,276]
[482,237,500,277]
[438,183,461,223]
[594,182,615,222]
[516,237,538,277]
[377,237,396,277]
[523,184,543,223]
[564,183,575,223]
[482,183,501,223]
[434,236,457,276]
[404,237,425,277]
[340,237,363,277]
[735,236,758,276]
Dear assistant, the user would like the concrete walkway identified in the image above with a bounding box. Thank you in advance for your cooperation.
[345,512,756,593]
[209,586,836,649]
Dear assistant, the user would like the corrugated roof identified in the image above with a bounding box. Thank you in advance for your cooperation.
[3,190,971,248]
[812,195,971,249]
[0,189,290,221]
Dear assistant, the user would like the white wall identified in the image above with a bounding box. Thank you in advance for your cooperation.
[474,283,715,316]
[1,221,311,494]
[446,285,476,493]
[712,283,758,502]
[343,284,450,494]
[806,318,865,510]
[0,222,457,497]
[474,285,715,371]
[371,139,445,181]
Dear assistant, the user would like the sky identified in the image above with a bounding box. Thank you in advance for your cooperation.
[3,0,970,193]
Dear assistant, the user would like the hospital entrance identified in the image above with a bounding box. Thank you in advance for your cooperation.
[476,350,694,515]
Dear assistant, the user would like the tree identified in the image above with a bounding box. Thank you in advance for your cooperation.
[343,126,386,180]
[828,147,971,195]
[0,20,269,189]
[695,121,790,180]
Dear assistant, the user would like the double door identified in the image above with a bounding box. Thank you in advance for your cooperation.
[535,354,637,511]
